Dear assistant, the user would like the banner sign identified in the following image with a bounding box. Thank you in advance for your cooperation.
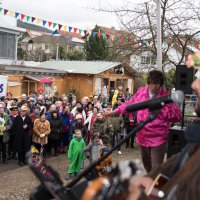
[0,76,8,97]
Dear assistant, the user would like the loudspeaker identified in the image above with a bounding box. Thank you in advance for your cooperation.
[175,65,197,94]
[167,126,187,158]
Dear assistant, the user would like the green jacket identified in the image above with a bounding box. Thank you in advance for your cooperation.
[68,136,86,174]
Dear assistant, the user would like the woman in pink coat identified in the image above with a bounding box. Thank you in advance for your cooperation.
[105,70,182,173]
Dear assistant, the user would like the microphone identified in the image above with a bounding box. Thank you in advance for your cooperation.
[126,90,184,112]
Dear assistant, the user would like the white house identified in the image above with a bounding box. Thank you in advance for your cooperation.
[0,15,25,63]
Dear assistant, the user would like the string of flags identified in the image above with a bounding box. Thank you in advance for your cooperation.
[0,6,200,50]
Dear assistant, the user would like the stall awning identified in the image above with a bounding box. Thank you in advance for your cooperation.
[25,75,53,83]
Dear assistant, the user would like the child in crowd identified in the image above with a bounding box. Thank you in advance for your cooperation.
[65,129,86,180]
[83,132,103,164]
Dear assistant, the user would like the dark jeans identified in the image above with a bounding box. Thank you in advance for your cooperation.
[140,142,167,173]
[0,135,6,160]
[58,131,72,147]
[112,131,121,151]
[125,127,135,147]
[8,135,15,156]
[47,138,59,154]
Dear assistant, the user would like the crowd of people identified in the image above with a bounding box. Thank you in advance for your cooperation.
[0,83,135,175]
[1,64,200,199]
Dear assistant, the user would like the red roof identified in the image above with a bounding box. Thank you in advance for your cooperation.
[57,30,83,39]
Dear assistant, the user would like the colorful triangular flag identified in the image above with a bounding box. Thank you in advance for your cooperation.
[58,24,62,30]
[15,12,20,18]
[42,20,47,26]
[0,8,3,13]
[84,30,88,35]
[115,36,119,41]
[53,23,57,29]
[74,28,78,33]
[21,14,26,21]
[68,26,73,32]
[97,32,101,38]
[48,21,52,27]
[37,18,42,25]
[102,33,106,39]
[78,29,82,34]
[92,32,97,38]
[9,11,15,17]
[119,37,124,43]
[4,9,8,15]
[32,17,36,22]
[106,35,110,40]
[26,16,31,22]
[63,26,67,31]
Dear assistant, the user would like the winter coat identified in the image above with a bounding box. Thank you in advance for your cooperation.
[83,142,102,163]
[112,90,119,106]
[68,136,86,174]
[60,113,73,132]
[109,115,124,133]
[0,113,12,143]
[12,115,33,153]
[92,118,113,146]
[115,86,182,147]
[48,117,62,140]
[33,119,51,145]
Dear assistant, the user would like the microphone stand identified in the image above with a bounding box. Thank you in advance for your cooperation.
[29,110,160,200]
[66,110,160,188]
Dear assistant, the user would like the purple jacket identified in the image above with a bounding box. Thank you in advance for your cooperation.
[115,86,182,147]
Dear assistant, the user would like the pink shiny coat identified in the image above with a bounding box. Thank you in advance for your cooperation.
[115,86,182,147]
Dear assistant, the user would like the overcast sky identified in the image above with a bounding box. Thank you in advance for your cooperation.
[0,0,141,30]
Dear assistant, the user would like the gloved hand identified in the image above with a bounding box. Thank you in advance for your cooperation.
[40,133,45,138]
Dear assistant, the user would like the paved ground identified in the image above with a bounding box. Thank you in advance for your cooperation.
[0,145,141,200]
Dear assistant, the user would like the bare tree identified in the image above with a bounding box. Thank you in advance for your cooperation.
[96,0,200,72]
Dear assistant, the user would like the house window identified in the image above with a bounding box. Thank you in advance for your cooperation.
[0,31,16,60]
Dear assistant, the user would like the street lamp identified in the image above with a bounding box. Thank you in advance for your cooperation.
[156,0,162,70]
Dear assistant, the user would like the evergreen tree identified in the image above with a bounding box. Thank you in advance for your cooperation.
[84,25,109,60]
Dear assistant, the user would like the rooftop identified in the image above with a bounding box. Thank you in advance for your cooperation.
[37,61,121,74]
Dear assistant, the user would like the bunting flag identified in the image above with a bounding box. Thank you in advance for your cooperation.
[63,25,67,31]
[21,14,25,21]
[73,28,78,33]
[97,32,101,38]
[53,23,57,29]
[84,30,88,35]
[102,33,106,39]
[58,24,62,30]
[78,29,82,34]
[0,6,200,47]
[42,20,47,26]
[15,12,20,18]
[37,18,42,25]
[4,9,8,15]
[31,17,36,22]
[48,21,52,27]
[68,26,73,32]
[9,10,15,17]
[92,32,97,38]
[26,16,31,22]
